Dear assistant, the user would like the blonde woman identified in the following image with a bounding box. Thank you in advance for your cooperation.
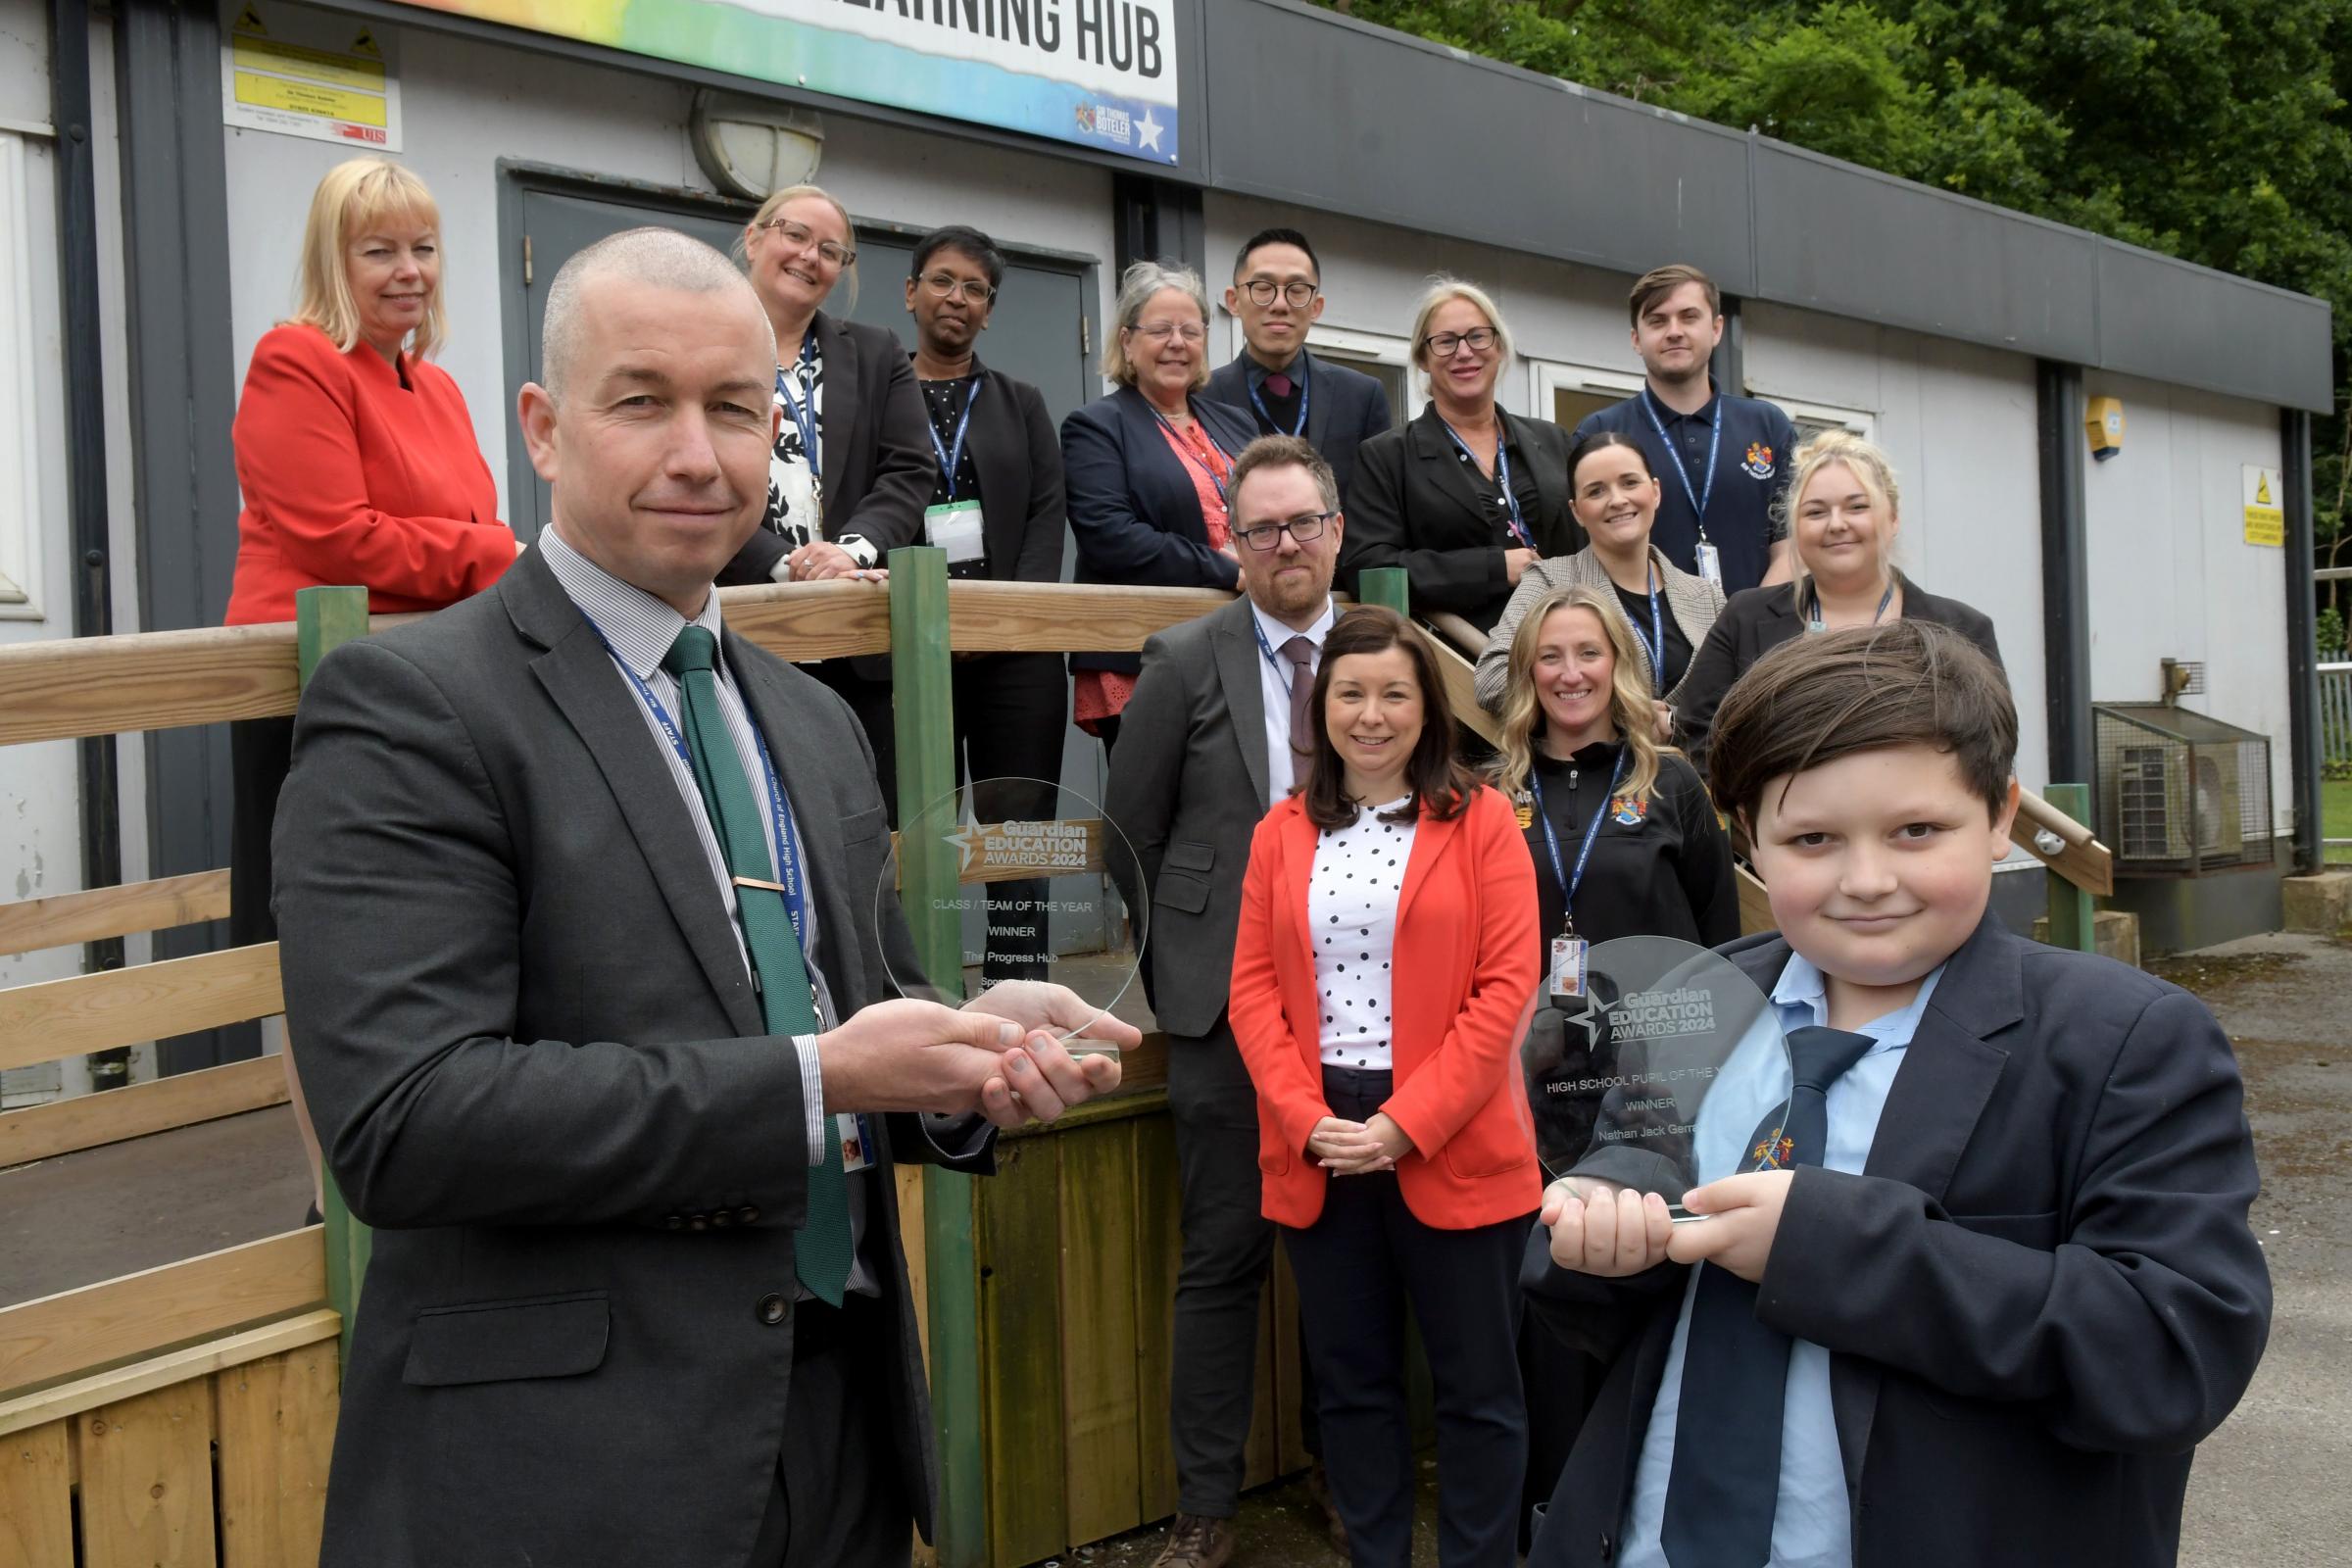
[1060,259,1257,750]
[1341,276,1583,632]
[720,182,936,805]
[226,155,515,1218]
[1675,430,2002,770]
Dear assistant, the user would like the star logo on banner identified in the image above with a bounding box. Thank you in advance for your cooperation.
[1136,109,1165,153]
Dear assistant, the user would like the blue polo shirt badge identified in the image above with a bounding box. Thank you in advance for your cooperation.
[1741,441,1777,479]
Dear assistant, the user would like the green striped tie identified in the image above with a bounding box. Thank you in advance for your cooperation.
[662,626,853,1304]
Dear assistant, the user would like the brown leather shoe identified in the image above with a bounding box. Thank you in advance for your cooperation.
[1149,1512,1236,1568]
[1305,1460,1349,1554]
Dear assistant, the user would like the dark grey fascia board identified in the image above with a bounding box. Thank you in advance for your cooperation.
[335,0,2331,410]
[2093,240,2334,413]
[1198,0,1756,292]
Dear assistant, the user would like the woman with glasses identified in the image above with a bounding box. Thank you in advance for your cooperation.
[902,223,1069,984]
[721,183,935,803]
[1343,277,1583,633]
[1062,259,1259,751]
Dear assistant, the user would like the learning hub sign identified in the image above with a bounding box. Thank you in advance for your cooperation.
[407,0,1182,165]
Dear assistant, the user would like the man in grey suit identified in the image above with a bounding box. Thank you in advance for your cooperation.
[1206,227,1395,508]
[274,228,1130,1568]
[1105,434,1348,1568]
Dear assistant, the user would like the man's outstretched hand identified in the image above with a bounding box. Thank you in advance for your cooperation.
[813,986,1132,1129]
[962,980,1133,1127]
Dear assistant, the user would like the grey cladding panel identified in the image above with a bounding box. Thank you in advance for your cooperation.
[2095,243,2333,414]
[1202,2,1755,292]
[1751,143,2097,362]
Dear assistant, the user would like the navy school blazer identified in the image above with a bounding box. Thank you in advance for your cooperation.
[1521,913,2271,1568]
[1061,382,1259,675]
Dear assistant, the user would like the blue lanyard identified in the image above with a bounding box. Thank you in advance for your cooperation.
[1805,579,1897,633]
[1247,358,1311,439]
[1641,388,1721,541]
[925,376,983,503]
[597,629,810,947]
[1441,417,1532,547]
[1153,409,1234,508]
[775,336,822,482]
[1250,609,1316,684]
[1636,567,1666,688]
[1528,750,1627,934]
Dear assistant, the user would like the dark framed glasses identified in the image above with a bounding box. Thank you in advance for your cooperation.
[1235,512,1336,551]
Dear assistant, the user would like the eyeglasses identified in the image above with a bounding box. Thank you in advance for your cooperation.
[1130,320,1206,343]
[917,271,997,305]
[1424,327,1498,359]
[757,218,856,270]
[1235,512,1336,551]
[1241,279,1319,309]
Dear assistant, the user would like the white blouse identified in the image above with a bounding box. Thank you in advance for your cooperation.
[1307,806,1418,1070]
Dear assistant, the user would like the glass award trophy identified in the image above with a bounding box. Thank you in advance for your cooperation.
[1520,935,1786,1218]
[875,776,1145,1054]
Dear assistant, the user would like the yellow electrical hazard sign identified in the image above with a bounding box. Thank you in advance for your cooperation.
[220,3,402,150]
[2242,465,2283,547]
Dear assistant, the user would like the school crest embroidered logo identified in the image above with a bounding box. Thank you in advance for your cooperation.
[1752,1130,1794,1170]
[1742,441,1777,479]
[1610,795,1647,826]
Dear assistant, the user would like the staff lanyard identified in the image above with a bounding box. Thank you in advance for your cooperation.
[1153,409,1235,509]
[1805,579,1896,633]
[598,629,810,947]
[1247,358,1311,439]
[926,376,983,503]
[776,335,823,483]
[1636,567,1666,689]
[1529,750,1626,936]
[1440,417,1532,548]
[1250,608,1316,688]
[1641,387,1721,543]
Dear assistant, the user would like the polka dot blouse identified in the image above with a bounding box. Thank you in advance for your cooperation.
[1307,806,1418,1070]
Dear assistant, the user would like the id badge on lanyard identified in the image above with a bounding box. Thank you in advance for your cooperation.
[1531,753,1626,1001]
[1694,541,1723,587]
[924,377,987,563]
[1549,932,1590,1001]
[839,1112,874,1173]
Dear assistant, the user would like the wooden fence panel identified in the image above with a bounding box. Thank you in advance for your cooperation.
[0,1055,287,1167]
[0,1421,74,1568]
[1058,1121,1141,1546]
[977,1136,1066,1568]
[0,944,282,1074]
[216,1342,339,1568]
[0,869,230,957]
[76,1382,218,1568]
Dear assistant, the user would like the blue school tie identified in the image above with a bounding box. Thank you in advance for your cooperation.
[1658,1024,1877,1568]
[663,626,852,1305]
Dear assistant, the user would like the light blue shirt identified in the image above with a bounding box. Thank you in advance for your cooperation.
[1618,954,1946,1568]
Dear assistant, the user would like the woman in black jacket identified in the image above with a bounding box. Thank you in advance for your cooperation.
[720,182,936,800]
[1342,277,1583,632]
[1677,429,2002,771]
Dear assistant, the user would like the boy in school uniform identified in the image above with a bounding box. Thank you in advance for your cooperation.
[1524,620,2271,1568]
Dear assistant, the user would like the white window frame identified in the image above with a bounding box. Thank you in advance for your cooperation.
[0,132,44,619]
[1528,360,1643,426]
[1305,323,1420,419]
[1754,390,1878,444]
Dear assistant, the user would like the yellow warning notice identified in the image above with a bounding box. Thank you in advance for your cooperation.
[2243,465,2283,547]
[220,3,401,151]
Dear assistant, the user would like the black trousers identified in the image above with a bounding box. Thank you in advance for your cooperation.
[747,1296,910,1568]
[228,715,297,946]
[1283,1067,1530,1568]
[1166,1021,1322,1518]
[809,660,901,826]
[953,652,1066,985]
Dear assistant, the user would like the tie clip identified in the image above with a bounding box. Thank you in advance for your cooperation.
[732,874,789,895]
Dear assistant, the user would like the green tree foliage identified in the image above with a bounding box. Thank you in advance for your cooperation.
[1323,0,2351,569]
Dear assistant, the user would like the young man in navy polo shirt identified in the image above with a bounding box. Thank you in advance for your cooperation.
[1574,264,1799,595]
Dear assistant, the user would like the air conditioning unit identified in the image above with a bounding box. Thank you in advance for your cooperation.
[2094,703,2272,876]
[2113,744,2241,862]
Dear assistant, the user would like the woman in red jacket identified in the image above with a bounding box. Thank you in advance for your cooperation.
[1229,606,1542,1568]
[225,157,514,1212]
[225,156,515,949]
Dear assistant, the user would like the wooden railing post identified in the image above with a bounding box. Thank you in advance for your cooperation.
[2042,781,2097,954]
[1357,565,1411,615]
[295,586,372,1365]
[888,548,985,1568]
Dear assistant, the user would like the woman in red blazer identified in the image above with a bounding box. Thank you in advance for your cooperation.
[225,158,514,1212]
[1229,606,1541,1568]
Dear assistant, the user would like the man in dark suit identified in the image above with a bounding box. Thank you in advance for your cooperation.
[1106,435,1350,1568]
[902,224,1069,982]
[275,227,1130,1568]
[1206,227,1394,506]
